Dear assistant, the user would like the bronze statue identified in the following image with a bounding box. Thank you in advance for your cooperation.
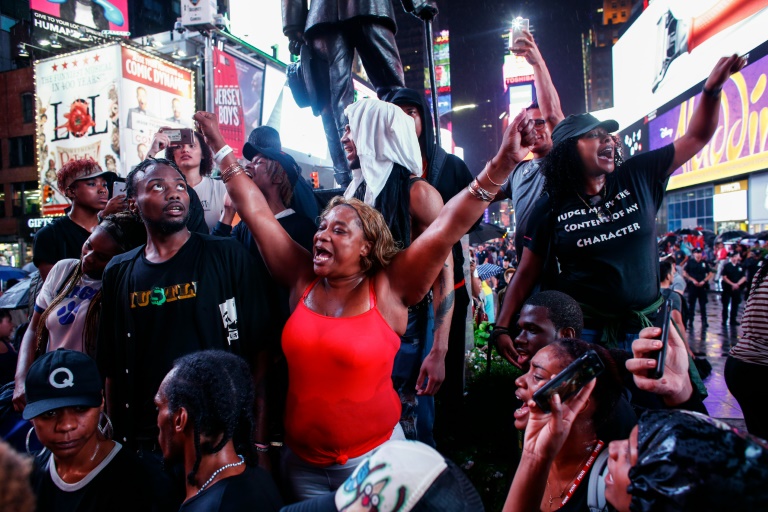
[283,0,437,187]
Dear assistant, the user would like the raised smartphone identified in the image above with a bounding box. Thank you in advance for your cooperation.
[533,350,605,413]
[164,128,194,146]
[510,18,529,54]
[649,298,672,380]
[112,181,126,197]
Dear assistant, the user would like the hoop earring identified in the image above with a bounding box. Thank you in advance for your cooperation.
[26,427,35,455]
[98,411,114,440]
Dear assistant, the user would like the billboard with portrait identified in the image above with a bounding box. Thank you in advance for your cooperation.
[212,48,265,160]
[612,0,768,127]
[648,51,768,191]
[31,0,129,43]
[35,43,194,216]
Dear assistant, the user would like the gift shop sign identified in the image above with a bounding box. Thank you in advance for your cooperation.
[650,52,768,191]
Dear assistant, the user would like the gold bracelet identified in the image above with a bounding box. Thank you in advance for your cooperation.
[221,163,247,183]
[467,179,495,201]
[484,163,508,187]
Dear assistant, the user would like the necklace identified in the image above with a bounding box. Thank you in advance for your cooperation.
[575,190,612,224]
[546,440,604,508]
[197,455,244,495]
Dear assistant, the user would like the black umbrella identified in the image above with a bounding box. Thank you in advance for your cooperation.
[469,223,507,245]
[0,277,32,309]
[715,230,750,243]
[755,231,768,241]
[675,228,702,236]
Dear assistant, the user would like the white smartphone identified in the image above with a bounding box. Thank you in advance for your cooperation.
[112,181,126,197]
[510,18,529,54]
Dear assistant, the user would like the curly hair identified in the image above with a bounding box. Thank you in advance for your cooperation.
[167,132,214,177]
[523,290,584,338]
[163,350,257,486]
[541,135,624,209]
[548,338,624,441]
[57,157,102,192]
[0,439,35,512]
[35,211,146,358]
[126,158,186,199]
[321,197,400,274]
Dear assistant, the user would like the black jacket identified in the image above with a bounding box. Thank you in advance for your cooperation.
[283,0,398,36]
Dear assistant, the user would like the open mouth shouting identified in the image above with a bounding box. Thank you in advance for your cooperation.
[164,201,186,216]
[313,245,332,265]
[598,144,614,162]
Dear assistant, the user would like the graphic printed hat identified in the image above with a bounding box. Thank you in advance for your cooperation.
[23,349,103,420]
[283,440,485,512]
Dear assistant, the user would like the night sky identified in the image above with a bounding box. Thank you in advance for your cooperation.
[436,0,602,172]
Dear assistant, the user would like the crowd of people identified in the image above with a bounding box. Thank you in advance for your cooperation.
[0,28,766,512]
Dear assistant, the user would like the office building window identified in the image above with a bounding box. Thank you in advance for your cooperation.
[22,92,34,123]
[9,135,34,167]
[666,186,714,232]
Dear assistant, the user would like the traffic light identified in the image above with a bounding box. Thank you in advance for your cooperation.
[310,171,319,189]
[43,185,55,203]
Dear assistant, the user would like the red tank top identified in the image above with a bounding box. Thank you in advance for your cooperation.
[282,278,401,466]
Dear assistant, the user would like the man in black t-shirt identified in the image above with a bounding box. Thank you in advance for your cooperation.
[97,159,270,510]
[683,249,713,328]
[721,252,747,326]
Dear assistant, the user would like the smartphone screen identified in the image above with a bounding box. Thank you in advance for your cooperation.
[649,299,672,380]
[533,350,605,413]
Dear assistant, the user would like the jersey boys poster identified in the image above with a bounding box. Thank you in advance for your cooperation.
[212,48,264,160]
[35,43,194,215]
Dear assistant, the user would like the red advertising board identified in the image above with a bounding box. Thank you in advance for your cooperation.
[213,48,247,159]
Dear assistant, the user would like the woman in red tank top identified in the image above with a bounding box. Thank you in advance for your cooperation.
[194,106,538,497]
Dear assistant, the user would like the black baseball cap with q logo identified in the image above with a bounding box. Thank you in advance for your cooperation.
[23,349,103,420]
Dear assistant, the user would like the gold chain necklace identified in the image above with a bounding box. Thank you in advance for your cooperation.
[575,190,612,224]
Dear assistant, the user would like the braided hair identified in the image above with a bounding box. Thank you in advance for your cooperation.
[163,350,257,486]
[35,211,146,357]
[541,135,625,210]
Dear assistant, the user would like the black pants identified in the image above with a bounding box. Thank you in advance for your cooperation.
[722,286,742,323]
[687,285,708,323]
[309,21,405,181]
[724,356,768,439]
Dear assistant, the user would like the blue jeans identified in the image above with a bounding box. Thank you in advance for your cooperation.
[391,305,436,446]
[580,328,638,352]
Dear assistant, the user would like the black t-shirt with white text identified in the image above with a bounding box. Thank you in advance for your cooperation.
[525,144,675,313]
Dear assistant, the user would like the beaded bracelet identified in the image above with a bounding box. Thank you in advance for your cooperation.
[467,179,495,201]
[213,144,234,165]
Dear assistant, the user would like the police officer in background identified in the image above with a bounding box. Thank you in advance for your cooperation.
[683,248,714,328]
[721,252,747,326]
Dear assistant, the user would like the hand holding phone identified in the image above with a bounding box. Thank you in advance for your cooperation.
[648,299,672,380]
[627,321,694,407]
[533,350,605,413]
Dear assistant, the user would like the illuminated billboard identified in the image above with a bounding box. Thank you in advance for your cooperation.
[425,31,452,117]
[31,0,129,42]
[648,51,768,190]
[613,0,768,127]
[36,43,194,215]
[503,53,534,87]
[212,48,265,160]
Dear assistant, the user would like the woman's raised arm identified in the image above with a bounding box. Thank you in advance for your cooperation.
[387,109,536,306]
[193,112,315,294]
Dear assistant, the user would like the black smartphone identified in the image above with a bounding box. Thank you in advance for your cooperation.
[649,298,672,380]
[533,350,605,413]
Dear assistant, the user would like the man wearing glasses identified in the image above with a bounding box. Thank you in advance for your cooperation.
[498,30,564,262]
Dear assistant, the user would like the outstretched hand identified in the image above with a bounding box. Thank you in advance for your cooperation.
[704,54,747,92]
[523,379,596,461]
[493,108,536,171]
[626,325,693,406]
